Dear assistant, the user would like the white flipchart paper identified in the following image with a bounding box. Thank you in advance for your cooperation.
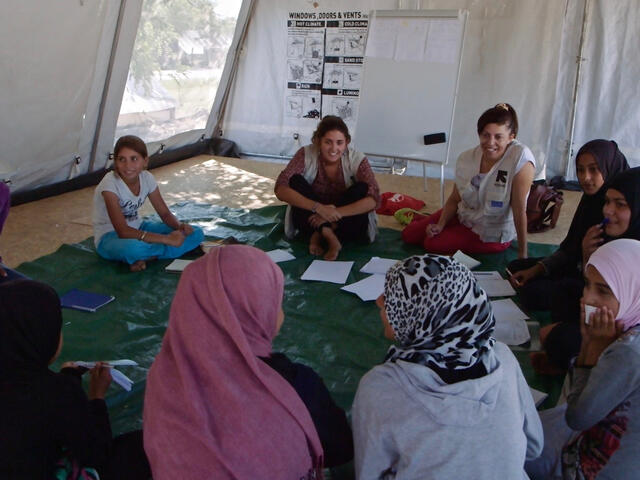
[341,274,385,301]
[265,249,296,263]
[360,257,399,275]
[301,260,354,284]
[452,250,481,270]
[474,271,516,297]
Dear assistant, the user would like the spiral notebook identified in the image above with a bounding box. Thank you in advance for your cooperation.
[60,289,115,312]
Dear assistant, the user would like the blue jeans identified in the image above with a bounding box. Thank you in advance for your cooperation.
[96,221,204,265]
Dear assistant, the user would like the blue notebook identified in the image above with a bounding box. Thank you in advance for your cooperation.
[60,289,115,312]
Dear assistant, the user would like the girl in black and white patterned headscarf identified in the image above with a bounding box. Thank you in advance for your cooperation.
[383,254,495,374]
[354,253,543,478]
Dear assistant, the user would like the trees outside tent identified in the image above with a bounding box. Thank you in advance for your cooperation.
[117,0,241,142]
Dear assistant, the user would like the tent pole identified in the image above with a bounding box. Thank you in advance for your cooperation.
[87,0,128,173]
[204,0,257,140]
[564,0,591,178]
[241,152,292,161]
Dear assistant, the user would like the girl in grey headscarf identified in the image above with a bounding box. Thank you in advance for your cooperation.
[352,254,543,479]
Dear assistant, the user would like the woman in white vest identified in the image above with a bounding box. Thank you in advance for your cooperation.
[275,115,380,260]
[403,103,535,258]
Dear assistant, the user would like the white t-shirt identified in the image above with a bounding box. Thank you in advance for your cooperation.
[92,170,158,246]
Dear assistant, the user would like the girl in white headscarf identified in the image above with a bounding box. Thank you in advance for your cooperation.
[526,238,640,479]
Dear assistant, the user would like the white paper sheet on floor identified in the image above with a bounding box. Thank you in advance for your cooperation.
[301,260,354,284]
[341,273,385,301]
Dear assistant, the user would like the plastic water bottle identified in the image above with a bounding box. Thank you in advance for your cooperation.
[392,158,407,175]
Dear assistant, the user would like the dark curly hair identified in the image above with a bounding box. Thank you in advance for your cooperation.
[311,115,351,146]
[476,103,519,137]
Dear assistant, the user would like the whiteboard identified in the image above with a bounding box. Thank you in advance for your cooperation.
[353,9,467,166]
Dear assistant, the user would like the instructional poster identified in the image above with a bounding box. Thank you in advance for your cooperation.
[286,11,368,133]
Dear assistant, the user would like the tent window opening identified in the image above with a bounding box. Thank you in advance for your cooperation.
[116,0,243,143]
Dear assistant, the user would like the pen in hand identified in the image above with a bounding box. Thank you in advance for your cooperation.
[505,268,521,287]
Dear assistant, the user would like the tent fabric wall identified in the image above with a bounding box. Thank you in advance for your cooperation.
[220,0,568,177]
[0,0,120,191]
[219,0,640,179]
[1,0,639,194]
[570,0,640,174]
[220,0,396,157]
[204,0,257,141]
[89,0,144,174]
[0,0,231,194]
[420,0,567,177]
[545,0,586,179]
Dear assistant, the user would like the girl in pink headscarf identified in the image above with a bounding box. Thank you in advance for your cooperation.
[526,239,640,479]
[144,245,352,479]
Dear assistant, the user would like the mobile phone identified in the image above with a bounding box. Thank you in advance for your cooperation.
[584,304,597,325]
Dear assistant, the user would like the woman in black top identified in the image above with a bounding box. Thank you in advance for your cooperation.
[0,279,148,479]
[508,140,629,317]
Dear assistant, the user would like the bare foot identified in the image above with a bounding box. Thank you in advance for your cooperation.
[309,232,324,256]
[322,228,342,261]
[130,260,146,272]
[539,322,559,345]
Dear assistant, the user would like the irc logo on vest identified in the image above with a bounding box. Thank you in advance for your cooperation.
[495,170,508,186]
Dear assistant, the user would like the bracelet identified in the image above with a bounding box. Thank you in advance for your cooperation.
[536,260,548,276]
[139,231,147,242]
[311,202,319,213]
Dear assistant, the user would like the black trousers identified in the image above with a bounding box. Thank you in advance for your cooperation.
[508,257,584,369]
[289,174,370,243]
[100,430,151,480]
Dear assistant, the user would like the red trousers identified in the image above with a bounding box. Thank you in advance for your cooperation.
[401,209,511,255]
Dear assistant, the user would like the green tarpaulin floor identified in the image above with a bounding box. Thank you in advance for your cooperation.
[17,203,564,476]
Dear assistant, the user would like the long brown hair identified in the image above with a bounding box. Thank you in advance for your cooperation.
[114,135,148,159]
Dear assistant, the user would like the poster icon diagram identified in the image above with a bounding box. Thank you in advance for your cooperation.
[323,66,344,89]
[345,34,366,56]
[333,98,354,120]
[285,96,303,117]
[287,36,304,58]
[303,95,321,118]
[303,59,323,83]
[288,60,304,82]
[286,93,321,119]
[304,34,325,58]
[326,34,345,55]
[343,67,361,89]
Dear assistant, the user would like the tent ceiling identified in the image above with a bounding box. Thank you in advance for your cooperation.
[1,0,638,194]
